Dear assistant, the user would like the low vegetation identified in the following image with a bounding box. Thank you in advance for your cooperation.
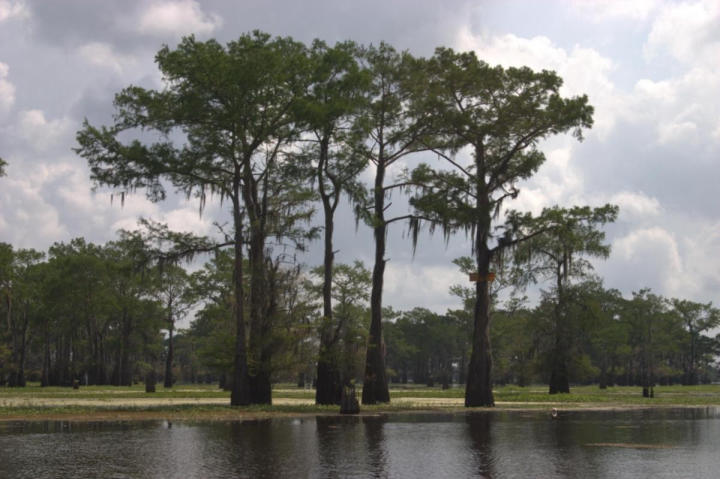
[3,383,720,422]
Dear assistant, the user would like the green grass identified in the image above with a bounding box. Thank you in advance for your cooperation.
[0,383,230,399]
[3,383,720,420]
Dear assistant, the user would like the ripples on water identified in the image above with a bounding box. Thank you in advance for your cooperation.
[1,408,719,478]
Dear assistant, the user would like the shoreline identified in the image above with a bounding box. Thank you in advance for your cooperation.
[2,402,719,423]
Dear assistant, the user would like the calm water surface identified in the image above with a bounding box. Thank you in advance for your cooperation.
[1,408,719,478]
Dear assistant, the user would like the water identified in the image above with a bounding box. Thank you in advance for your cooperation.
[1,408,719,478]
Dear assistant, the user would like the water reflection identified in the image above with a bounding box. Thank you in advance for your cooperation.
[363,416,388,478]
[465,412,495,478]
[1,408,720,478]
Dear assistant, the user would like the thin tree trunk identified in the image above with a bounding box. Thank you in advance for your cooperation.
[120,309,132,386]
[316,174,342,405]
[362,162,390,404]
[164,318,174,388]
[17,308,28,387]
[549,258,570,394]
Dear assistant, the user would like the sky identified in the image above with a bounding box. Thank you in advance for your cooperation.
[0,0,719,317]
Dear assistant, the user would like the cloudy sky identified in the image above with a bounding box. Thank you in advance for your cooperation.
[0,0,719,315]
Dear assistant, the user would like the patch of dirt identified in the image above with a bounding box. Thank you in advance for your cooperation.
[0,397,314,407]
[585,443,672,449]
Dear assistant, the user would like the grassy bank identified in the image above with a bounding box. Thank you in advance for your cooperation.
[1,383,720,422]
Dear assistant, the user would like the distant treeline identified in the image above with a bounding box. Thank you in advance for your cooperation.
[1,237,717,396]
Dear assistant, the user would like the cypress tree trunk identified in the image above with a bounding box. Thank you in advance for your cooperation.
[465,176,494,407]
[120,311,132,386]
[362,162,390,404]
[549,259,570,394]
[599,363,608,389]
[164,318,174,388]
[340,384,360,414]
[316,176,342,405]
[243,164,272,405]
[145,370,156,393]
[41,325,50,387]
[230,188,251,406]
[465,248,494,407]
[246,228,272,404]
[548,348,570,394]
[96,333,106,385]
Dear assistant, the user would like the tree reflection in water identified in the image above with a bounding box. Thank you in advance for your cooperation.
[465,412,496,478]
[363,416,389,478]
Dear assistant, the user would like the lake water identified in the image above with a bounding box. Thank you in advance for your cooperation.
[1,408,718,478]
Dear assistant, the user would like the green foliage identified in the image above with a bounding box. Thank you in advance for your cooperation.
[405,48,594,244]
[384,308,465,387]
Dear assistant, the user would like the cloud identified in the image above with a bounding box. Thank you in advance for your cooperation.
[606,226,683,294]
[629,68,720,145]
[513,146,584,214]
[0,0,27,22]
[573,0,660,21]
[0,149,216,250]
[0,162,70,248]
[645,0,720,65]
[137,0,222,37]
[11,109,74,152]
[78,42,137,74]
[677,221,720,301]
[454,30,619,139]
[384,262,465,313]
[607,191,662,221]
[0,62,14,114]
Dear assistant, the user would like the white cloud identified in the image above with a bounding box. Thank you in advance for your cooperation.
[678,221,720,301]
[384,262,464,313]
[573,0,660,21]
[513,146,584,214]
[657,120,697,144]
[0,0,27,22]
[0,163,69,247]
[137,0,222,37]
[79,42,137,74]
[629,68,720,144]
[454,30,619,139]
[607,226,683,294]
[645,0,720,65]
[14,109,74,152]
[0,62,14,114]
[608,191,662,221]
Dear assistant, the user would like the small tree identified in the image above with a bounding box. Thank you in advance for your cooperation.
[151,264,194,388]
[406,48,593,406]
[295,40,370,405]
[671,299,720,385]
[512,204,617,393]
[355,44,431,404]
